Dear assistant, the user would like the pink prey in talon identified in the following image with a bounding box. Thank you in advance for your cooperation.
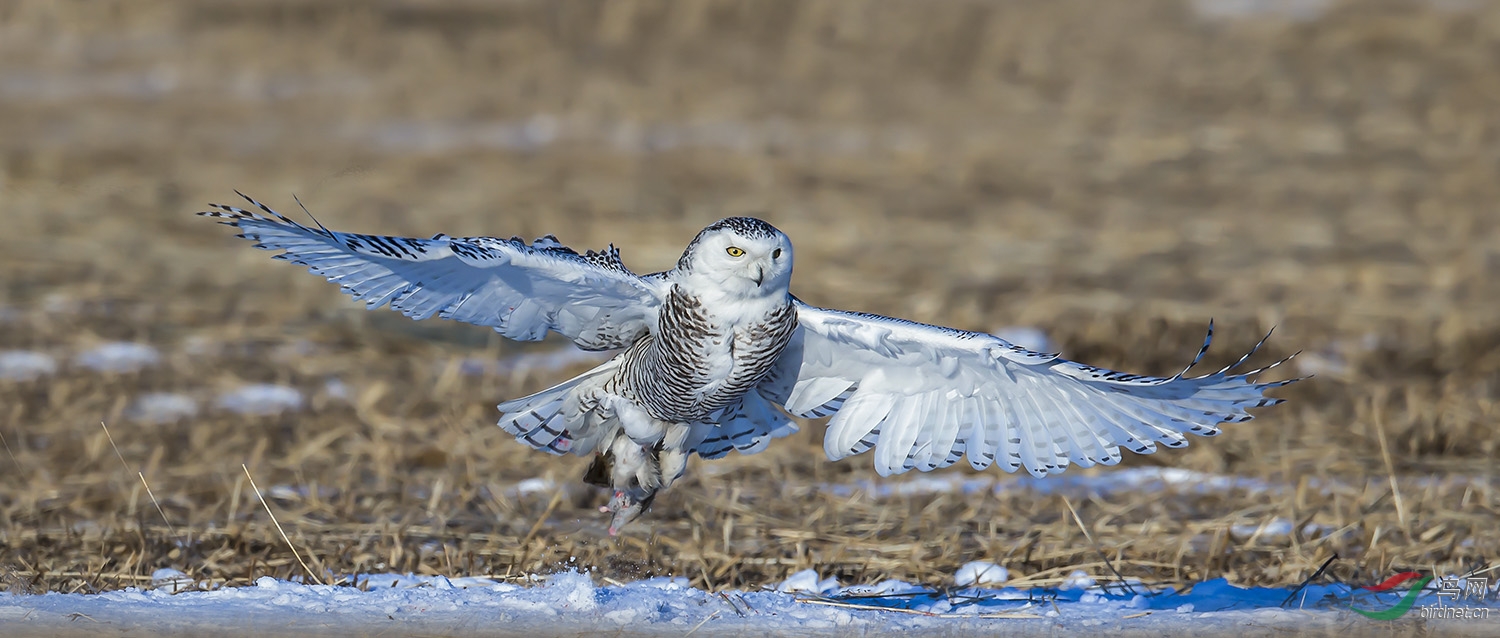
[579,453,659,536]
[598,491,624,514]
[604,488,654,536]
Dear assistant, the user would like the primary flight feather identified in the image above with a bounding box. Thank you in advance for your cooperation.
[201,194,1300,534]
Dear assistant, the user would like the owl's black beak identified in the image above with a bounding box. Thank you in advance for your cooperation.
[752,266,764,287]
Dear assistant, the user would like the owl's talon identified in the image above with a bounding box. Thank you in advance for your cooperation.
[602,486,656,535]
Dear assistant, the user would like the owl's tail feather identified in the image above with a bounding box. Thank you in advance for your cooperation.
[497,357,623,456]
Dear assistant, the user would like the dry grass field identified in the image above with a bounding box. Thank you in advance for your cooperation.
[1,0,1498,598]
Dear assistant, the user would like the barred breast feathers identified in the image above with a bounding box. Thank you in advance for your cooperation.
[722,301,798,399]
[611,284,796,423]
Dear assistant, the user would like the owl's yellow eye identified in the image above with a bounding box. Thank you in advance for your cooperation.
[725,246,745,257]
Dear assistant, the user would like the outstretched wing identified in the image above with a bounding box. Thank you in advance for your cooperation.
[200,193,663,350]
[759,301,1300,478]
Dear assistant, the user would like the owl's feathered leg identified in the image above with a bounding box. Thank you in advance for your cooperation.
[657,422,693,490]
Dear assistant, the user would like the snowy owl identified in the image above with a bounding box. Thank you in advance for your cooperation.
[202,193,1300,534]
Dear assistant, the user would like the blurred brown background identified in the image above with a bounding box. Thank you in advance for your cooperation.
[1,0,1497,594]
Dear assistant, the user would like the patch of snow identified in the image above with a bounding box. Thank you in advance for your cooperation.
[839,579,926,597]
[826,467,1270,501]
[151,568,196,592]
[271,339,321,362]
[1293,351,1347,378]
[74,342,161,373]
[1061,570,1097,591]
[777,569,840,595]
[825,475,993,499]
[215,384,304,416]
[125,392,199,424]
[636,576,691,591]
[0,350,57,381]
[1007,467,1269,497]
[322,378,352,402]
[1102,467,1263,492]
[266,484,339,501]
[1230,518,1295,541]
[954,561,1009,586]
[1300,522,1333,538]
[991,326,1053,353]
[603,608,638,624]
[549,571,598,612]
[1191,0,1332,21]
[511,478,555,497]
[353,573,518,590]
[2,570,1493,635]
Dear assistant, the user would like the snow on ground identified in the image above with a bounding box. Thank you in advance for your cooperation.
[826,466,1495,504]
[321,378,351,403]
[509,477,557,497]
[214,384,305,416]
[953,561,1009,587]
[0,350,56,381]
[990,326,1054,354]
[4,568,1495,637]
[1191,0,1333,22]
[124,392,200,424]
[73,342,161,373]
[823,467,1269,501]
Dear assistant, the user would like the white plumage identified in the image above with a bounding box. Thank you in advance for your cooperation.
[202,193,1300,533]
[761,306,1294,478]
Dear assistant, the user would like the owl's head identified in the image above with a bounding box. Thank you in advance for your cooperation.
[678,217,794,296]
